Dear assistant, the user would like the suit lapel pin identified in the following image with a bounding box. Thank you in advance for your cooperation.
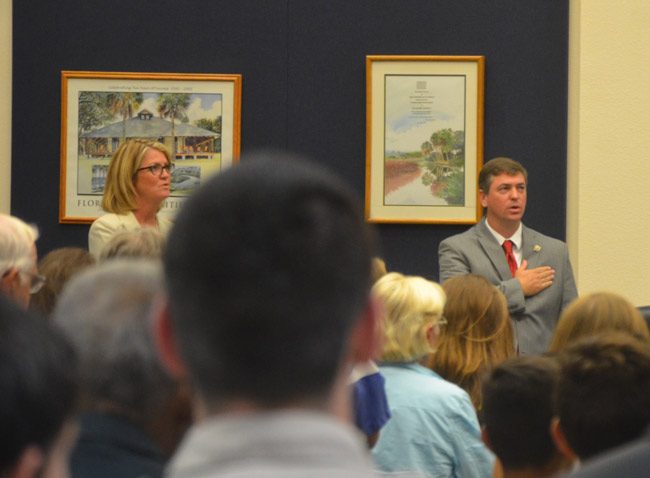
[533,244,542,252]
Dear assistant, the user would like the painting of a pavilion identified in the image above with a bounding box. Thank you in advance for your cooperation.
[76,91,223,197]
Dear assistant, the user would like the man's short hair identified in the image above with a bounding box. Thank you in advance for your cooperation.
[478,157,528,194]
[556,333,650,460]
[164,151,374,407]
[0,295,77,472]
[481,356,560,470]
[0,213,39,274]
[53,260,175,422]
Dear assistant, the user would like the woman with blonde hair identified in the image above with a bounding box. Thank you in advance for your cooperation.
[88,139,174,258]
[371,272,493,478]
[429,274,515,411]
[548,291,650,353]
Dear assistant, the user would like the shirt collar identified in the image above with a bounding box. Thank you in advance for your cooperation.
[484,219,523,250]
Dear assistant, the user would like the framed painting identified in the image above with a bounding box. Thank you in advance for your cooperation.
[365,55,484,224]
[59,71,242,224]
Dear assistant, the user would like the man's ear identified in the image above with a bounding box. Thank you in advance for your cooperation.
[481,426,493,451]
[8,445,43,478]
[550,416,578,463]
[153,298,188,379]
[479,189,488,208]
[349,294,384,363]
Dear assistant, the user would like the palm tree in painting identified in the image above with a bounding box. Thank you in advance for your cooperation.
[421,140,433,160]
[430,128,454,162]
[107,92,143,139]
[157,93,191,156]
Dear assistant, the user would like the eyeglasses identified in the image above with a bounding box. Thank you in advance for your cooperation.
[437,316,448,327]
[19,270,47,294]
[135,163,175,177]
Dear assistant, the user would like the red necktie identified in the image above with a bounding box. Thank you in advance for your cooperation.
[502,240,517,277]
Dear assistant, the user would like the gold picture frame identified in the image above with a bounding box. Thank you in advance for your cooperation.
[60,71,242,224]
[365,55,484,224]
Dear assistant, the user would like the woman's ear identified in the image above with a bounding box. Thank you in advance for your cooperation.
[0,267,19,292]
[426,322,440,349]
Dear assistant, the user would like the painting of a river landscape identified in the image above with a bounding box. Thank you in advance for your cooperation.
[384,75,465,207]
[365,56,483,224]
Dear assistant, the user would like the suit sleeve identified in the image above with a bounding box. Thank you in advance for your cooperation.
[498,277,526,315]
[438,239,471,283]
[439,238,526,315]
[560,245,578,310]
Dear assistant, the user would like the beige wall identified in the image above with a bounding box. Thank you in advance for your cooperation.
[567,0,650,305]
[0,0,11,213]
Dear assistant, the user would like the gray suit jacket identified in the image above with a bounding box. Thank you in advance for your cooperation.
[438,219,577,355]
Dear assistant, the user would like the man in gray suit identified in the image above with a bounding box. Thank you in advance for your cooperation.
[439,157,577,354]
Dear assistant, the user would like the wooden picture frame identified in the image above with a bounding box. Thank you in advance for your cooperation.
[365,55,484,224]
[60,71,241,224]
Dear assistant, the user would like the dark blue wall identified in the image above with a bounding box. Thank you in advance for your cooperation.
[12,0,568,280]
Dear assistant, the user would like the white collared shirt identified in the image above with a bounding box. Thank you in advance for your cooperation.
[484,219,523,267]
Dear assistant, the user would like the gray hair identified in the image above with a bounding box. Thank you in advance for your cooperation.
[99,227,165,262]
[52,259,174,422]
[0,214,39,275]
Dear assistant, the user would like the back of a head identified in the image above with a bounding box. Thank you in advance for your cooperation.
[556,333,650,460]
[481,356,560,471]
[99,227,165,262]
[549,292,650,353]
[0,213,39,274]
[165,152,374,407]
[374,272,446,362]
[0,295,77,473]
[53,259,174,422]
[430,274,514,409]
[30,247,95,317]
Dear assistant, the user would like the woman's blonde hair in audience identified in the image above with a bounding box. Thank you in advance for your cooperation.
[548,291,650,353]
[428,274,515,410]
[374,272,446,362]
[102,139,171,214]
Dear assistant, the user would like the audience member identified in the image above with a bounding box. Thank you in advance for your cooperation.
[371,272,493,478]
[551,333,650,465]
[351,255,391,448]
[88,140,173,258]
[481,356,572,478]
[0,294,78,478]
[156,152,396,477]
[429,274,515,411]
[99,227,165,262]
[29,247,95,317]
[53,260,191,478]
[548,291,650,352]
[566,428,650,478]
[0,213,43,308]
[350,361,390,449]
